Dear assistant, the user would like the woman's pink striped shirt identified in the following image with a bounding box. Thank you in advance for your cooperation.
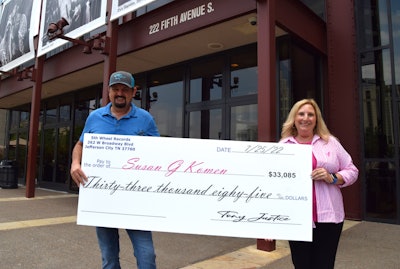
[280,135,359,223]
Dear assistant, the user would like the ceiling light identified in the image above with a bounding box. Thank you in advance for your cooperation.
[207,42,224,50]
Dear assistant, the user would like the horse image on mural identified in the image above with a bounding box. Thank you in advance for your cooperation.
[0,0,32,67]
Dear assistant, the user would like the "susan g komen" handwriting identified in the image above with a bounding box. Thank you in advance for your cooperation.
[121,157,228,177]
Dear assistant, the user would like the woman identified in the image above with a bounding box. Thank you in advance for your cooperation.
[280,99,358,269]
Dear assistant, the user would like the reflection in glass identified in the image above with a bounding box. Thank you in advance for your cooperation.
[190,58,223,103]
[279,58,291,127]
[42,128,56,182]
[358,0,389,49]
[74,98,96,142]
[230,67,257,97]
[365,161,397,220]
[8,133,17,161]
[189,109,222,139]
[71,95,99,190]
[277,35,322,137]
[361,50,394,158]
[16,132,28,181]
[231,104,258,141]
[132,95,141,108]
[149,81,183,137]
[45,108,57,124]
[8,110,29,183]
[59,105,71,122]
[230,50,257,97]
[10,111,19,129]
[19,111,30,128]
[56,127,70,183]
[391,0,400,92]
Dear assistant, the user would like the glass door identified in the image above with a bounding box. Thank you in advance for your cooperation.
[277,35,323,136]
[189,109,222,139]
[187,46,258,141]
[145,66,184,137]
[187,57,224,139]
[39,97,73,191]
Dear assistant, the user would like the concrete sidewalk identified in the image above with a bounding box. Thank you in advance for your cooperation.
[259,220,400,269]
[1,187,399,269]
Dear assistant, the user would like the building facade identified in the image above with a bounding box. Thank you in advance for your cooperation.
[0,0,399,225]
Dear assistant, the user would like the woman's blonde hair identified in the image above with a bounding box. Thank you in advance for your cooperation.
[281,98,331,141]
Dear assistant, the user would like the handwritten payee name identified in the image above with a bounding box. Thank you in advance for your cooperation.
[122,157,227,177]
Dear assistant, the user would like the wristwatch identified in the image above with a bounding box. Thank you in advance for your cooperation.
[330,173,338,184]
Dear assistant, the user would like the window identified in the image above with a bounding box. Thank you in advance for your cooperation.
[358,0,390,49]
[190,58,223,103]
[147,66,184,137]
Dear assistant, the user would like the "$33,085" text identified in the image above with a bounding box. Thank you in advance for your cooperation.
[268,171,296,179]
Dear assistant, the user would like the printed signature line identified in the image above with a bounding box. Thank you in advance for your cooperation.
[80,210,166,218]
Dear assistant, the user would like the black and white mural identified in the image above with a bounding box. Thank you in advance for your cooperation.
[38,0,107,57]
[0,0,40,72]
[110,0,156,21]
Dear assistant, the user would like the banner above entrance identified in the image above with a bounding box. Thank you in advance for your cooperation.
[0,0,41,72]
[37,0,107,57]
[110,0,157,22]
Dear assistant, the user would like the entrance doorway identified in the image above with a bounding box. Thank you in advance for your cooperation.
[277,35,323,136]
[40,96,73,191]
[140,45,258,141]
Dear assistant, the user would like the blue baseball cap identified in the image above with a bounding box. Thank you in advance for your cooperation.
[109,71,135,88]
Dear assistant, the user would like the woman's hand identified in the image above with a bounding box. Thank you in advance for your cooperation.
[311,168,332,184]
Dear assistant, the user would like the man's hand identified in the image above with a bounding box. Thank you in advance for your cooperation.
[70,162,87,186]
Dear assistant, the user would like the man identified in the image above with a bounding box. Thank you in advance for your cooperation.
[70,71,158,269]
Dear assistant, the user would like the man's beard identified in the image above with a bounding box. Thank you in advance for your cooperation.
[114,96,127,108]
[114,102,127,108]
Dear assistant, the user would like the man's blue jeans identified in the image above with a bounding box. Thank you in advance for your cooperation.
[96,227,156,269]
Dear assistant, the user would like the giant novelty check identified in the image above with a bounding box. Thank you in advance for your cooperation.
[77,134,312,241]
